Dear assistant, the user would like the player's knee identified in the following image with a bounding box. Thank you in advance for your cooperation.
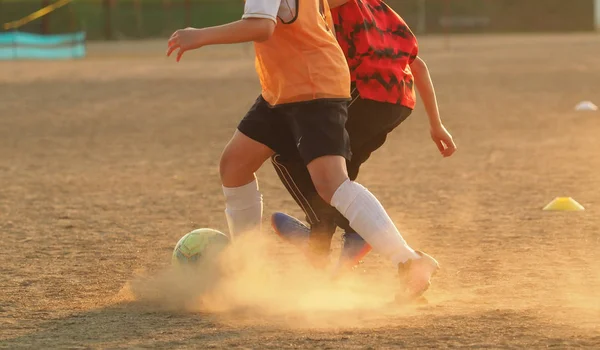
[312,176,346,204]
[307,156,349,204]
[220,132,273,187]
[219,148,253,187]
[219,151,235,185]
[314,183,333,204]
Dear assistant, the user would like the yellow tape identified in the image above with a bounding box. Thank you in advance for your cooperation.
[3,0,74,30]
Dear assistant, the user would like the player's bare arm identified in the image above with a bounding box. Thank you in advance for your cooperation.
[167,19,275,62]
[410,56,457,157]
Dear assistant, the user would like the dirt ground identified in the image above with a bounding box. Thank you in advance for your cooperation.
[1,33,599,349]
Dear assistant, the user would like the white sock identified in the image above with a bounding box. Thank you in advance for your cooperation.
[222,179,263,239]
[330,179,420,265]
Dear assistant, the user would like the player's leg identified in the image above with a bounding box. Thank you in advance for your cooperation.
[272,95,414,272]
[219,131,271,239]
[270,153,339,268]
[270,153,372,272]
[219,95,284,239]
[270,88,366,266]
[334,97,414,271]
[269,157,371,272]
[309,154,438,298]
[287,99,438,298]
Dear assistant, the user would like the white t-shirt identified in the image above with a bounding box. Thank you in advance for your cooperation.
[243,0,298,24]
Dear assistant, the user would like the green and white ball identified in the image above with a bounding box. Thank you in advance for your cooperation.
[172,228,230,268]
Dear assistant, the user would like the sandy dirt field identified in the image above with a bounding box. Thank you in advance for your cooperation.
[1,33,599,349]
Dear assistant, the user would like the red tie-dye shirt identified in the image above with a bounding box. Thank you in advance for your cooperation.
[331,0,418,108]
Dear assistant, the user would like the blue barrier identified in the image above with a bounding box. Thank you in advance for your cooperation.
[0,31,86,60]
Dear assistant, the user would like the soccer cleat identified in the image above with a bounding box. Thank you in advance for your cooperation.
[270,212,310,247]
[396,251,440,302]
[271,212,371,270]
[337,231,372,270]
[271,212,325,268]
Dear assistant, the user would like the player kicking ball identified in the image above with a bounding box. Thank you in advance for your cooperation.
[270,0,457,278]
[167,0,442,301]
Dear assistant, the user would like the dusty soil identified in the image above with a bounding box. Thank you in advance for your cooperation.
[1,34,599,349]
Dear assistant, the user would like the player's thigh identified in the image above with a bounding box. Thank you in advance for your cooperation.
[271,153,337,226]
[305,155,349,203]
[220,130,274,187]
[220,96,280,187]
[346,96,412,151]
[345,96,413,179]
[282,100,352,202]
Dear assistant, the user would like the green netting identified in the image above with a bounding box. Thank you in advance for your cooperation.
[0,0,595,39]
[107,0,243,39]
[0,0,244,39]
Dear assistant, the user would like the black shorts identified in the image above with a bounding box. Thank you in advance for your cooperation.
[344,87,413,179]
[237,95,351,165]
[271,86,412,244]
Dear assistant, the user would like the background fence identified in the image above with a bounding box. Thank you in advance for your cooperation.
[1,0,597,40]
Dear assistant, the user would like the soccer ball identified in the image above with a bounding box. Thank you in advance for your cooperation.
[171,228,230,268]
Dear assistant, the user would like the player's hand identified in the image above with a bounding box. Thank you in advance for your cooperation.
[430,123,456,157]
[167,28,202,62]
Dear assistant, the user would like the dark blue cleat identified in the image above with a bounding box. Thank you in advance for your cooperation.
[338,231,372,269]
[271,212,371,271]
[271,212,310,247]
